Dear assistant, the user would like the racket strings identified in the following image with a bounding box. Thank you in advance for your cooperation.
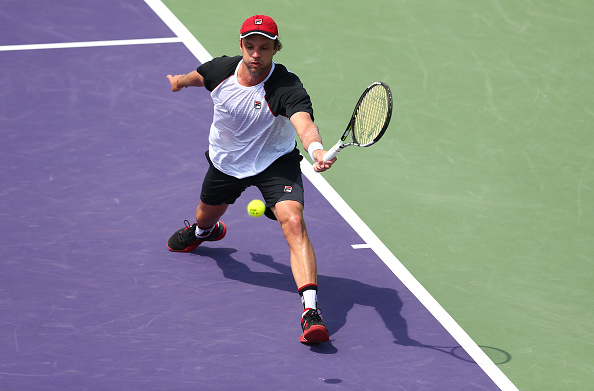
[352,85,390,145]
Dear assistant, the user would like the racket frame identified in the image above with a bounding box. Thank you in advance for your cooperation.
[323,81,392,162]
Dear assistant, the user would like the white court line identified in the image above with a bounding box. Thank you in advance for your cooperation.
[0,37,182,52]
[142,0,213,62]
[351,243,372,249]
[143,1,518,389]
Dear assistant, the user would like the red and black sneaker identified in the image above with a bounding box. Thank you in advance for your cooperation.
[300,308,329,344]
[167,220,226,252]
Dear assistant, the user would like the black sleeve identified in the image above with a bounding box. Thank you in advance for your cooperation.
[264,64,314,121]
[197,55,242,92]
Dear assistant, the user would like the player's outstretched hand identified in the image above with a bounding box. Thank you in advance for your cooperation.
[166,74,185,92]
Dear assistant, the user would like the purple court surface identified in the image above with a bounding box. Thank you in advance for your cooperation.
[1,1,503,389]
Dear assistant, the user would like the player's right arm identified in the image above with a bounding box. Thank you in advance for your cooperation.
[166,71,205,92]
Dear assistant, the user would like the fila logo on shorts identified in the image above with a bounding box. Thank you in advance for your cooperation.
[254,101,262,109]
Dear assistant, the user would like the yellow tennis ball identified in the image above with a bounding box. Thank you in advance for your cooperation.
[247,199,265,217]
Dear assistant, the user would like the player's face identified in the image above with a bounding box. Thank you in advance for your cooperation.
[240,35,278,76]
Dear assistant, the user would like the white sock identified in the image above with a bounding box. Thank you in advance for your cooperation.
[195,225,214,238]
[301,289,318,311]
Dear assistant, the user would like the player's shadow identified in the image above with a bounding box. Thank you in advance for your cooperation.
[193,247,419,353]
[192,247,514,364]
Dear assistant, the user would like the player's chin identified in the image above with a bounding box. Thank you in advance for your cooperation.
[249,63,264,74]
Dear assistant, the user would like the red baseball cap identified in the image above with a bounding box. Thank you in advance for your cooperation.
[240,15,279,40]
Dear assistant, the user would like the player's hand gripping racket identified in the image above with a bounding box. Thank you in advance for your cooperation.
[323,81,393,162]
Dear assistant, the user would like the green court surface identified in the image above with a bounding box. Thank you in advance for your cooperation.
[163,1,593,389]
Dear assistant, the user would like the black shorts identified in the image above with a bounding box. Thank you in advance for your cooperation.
[200,148,305,207]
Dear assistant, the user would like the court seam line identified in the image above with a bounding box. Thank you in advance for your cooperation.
[0,37,182,52]
[143,1,518,390]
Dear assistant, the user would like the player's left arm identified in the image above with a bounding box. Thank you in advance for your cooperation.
[290,112,335,172]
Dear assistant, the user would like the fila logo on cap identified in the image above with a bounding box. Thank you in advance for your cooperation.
[255,19,263,25]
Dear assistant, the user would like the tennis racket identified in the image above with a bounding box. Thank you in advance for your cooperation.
[323,81,393,162]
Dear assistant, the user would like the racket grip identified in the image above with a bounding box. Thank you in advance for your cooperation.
[323,142,343,162]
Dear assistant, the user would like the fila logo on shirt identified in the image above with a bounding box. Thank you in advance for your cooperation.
[254,101,262,109]
[284,186,293,193]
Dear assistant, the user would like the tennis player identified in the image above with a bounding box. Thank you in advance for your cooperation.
[165,15,334,344]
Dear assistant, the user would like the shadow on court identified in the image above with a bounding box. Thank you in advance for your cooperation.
[192,246,511,364]
[193,247,413,349]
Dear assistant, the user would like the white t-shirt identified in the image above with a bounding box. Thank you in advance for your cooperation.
[197,56,314,179]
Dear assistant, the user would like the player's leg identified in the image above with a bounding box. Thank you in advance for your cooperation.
[195,202,228,232]
[253,149,317,289]
[271,200,316,288]
[167,153,243,252]
[256,148,329,343]
[166,201,228,252]
[271,200,329,344]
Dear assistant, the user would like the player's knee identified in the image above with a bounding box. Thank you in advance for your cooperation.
[282,213,306,237]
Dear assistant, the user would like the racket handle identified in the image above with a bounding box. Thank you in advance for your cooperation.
[323,141,343,162]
